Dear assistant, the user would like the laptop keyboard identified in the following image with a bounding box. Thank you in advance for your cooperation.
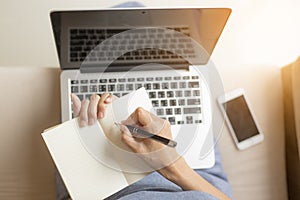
[70,75,202,125]
[69,27,195,63]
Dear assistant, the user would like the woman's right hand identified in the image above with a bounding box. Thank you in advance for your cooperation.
[120,107,180,170]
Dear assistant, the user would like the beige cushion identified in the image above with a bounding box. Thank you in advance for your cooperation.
[0,67,60,200]
[217,64,288,200]
[281,58,300,199]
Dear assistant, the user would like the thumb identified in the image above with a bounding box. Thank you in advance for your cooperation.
[127,107,152,126]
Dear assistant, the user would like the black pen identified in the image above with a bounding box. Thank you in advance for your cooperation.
[114,122,177,148]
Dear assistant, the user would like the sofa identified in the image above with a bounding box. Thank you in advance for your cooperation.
[0,62,290,199]
[281,57,300,199]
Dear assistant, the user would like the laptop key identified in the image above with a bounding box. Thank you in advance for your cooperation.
[156,108,164,116]
[188,81,200,88]
[135,84,143,90]
[85,94,92,100]
[149,92,156,99]
[80,80,88,84]
[167,91,174,98]
[178,99,185,106]
[152,100,159,107]
[71,86,79,93]
[174,108,181,115]
[128,78,135,82]
[168,117,176,125]
[100,79,107,83]
[146,77,153,81]
[77,94,84,101]
[183,107,201,114]
[118,78,126,82]
[166,108,173,115]
[187,99,201,105]
[184,90,191,97]
[171,82,178,89]
[193,90,200,97]
[161,100,168,107]
[177,120,184,125]
[169,99,177,106]
[126,84,134,91]
[113,93,121,98]
[90,79,98,84]
[179,82,186,88]
[89,85,98,93]
[99,85,107,92]
[109,79,117,83]
[153,83,160,90]
[175,90,183,97]
[186,116,193,124]
[195,119,202,124]
[161,83,169,89]
[145,83,152,90]
[108,85,115,92]
[71,80,79,84]
[117,84,125,91]
[80,86,88,93]
[158,91,165,98]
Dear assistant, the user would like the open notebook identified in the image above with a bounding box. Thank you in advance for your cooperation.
[42,88,154,199]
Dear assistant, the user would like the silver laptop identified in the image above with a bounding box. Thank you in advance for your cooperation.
[50,8,231,169]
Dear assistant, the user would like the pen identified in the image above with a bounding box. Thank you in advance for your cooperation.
[114,122,177,148]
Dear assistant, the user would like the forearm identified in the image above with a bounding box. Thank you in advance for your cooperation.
[158,157,230,200]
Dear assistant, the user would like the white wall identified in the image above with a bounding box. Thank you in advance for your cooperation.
[0,0,299,68]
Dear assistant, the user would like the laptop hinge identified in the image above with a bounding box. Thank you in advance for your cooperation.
[79,62,189,73]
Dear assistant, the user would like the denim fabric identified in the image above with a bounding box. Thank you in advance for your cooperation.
[105,144,232,200]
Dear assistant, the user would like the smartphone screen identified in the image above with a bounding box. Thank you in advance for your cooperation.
[223,95,259,142]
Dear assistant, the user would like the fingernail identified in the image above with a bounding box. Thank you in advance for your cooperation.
[99,112,104,118]
[106,97,112,103]
[80,120,87,127]
[88,119,95,125]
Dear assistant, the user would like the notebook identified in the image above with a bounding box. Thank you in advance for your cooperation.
[42,88,153,199]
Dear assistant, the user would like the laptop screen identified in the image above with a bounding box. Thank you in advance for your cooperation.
[50,8,231,71]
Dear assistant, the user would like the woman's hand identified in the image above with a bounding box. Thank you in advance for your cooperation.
[70,93,230,199]
[71,93,113,127]
[120,107,180,170]
[120,107,230,199]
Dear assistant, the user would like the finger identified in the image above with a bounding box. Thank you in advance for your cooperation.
[125,107,152,126]
[120,125,139,152]
[79,99,89,127]
[104,94,112,103]
[88,94,100,125]
[71,93,81,117]
[97,93,111,118]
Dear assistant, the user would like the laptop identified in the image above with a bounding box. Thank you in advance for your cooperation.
[50,8,231,169]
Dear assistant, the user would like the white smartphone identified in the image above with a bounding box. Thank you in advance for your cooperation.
[218,88,264,150]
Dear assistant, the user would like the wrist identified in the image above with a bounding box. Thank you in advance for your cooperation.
[157,157,190,184]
